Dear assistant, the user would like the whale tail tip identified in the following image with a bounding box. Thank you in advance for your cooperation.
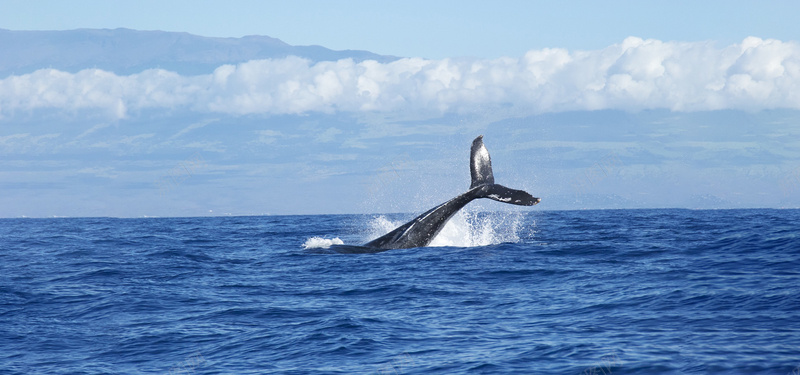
[470,135,495,188]
[482,184,541,206]
[470,135,540,206]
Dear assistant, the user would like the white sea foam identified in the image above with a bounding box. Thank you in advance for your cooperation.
[302,236,344,249]
[371,215,403,235]
[366,211,526,248]
[429,211,524,247]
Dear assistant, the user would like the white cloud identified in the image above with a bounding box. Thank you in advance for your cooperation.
[89,133,154,149]
[75,123,113,139]
[170,118,218,140]
[1,37,799,118]
[0,132,60,153]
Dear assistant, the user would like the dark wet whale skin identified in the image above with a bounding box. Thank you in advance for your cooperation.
[363,136,540,250]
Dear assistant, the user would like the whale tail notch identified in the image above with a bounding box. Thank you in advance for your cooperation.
[470,135,540,206]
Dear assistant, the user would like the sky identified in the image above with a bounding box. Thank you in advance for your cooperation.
[1,1,800,217]
[3,0,800,59]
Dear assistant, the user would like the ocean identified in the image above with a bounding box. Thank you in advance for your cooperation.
[1,209,799,374]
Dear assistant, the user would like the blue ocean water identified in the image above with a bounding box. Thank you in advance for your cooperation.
[1,209,799,374]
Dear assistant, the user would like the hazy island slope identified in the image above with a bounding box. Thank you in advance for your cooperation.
[0,28,398,77]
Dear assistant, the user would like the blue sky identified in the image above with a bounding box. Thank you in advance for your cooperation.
[1,1,800,217]
[3,0,800,58]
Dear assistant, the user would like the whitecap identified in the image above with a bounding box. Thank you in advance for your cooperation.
[302,237,344,249]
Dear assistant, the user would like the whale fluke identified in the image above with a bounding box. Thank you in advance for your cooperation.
[362,136,540,250]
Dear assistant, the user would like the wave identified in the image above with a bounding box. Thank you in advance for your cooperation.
[302,236,344,249]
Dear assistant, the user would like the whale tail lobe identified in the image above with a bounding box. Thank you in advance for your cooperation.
[470,135,495,188]
[470,135,540,206]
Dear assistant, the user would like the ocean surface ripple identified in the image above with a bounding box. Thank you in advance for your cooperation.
[1,209,799,374]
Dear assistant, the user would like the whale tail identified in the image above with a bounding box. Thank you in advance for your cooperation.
[361,135,539,250]
[470,135,541,206]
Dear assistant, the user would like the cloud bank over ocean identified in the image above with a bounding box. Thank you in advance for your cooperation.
[2,37,799,119]
[2,30,799,216]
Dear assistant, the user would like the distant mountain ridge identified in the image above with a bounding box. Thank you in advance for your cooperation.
[0,28,398,77]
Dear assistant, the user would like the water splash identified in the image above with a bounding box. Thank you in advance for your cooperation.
[365,210,526,248]
[429,210,524,247]
[302,237,344,249]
